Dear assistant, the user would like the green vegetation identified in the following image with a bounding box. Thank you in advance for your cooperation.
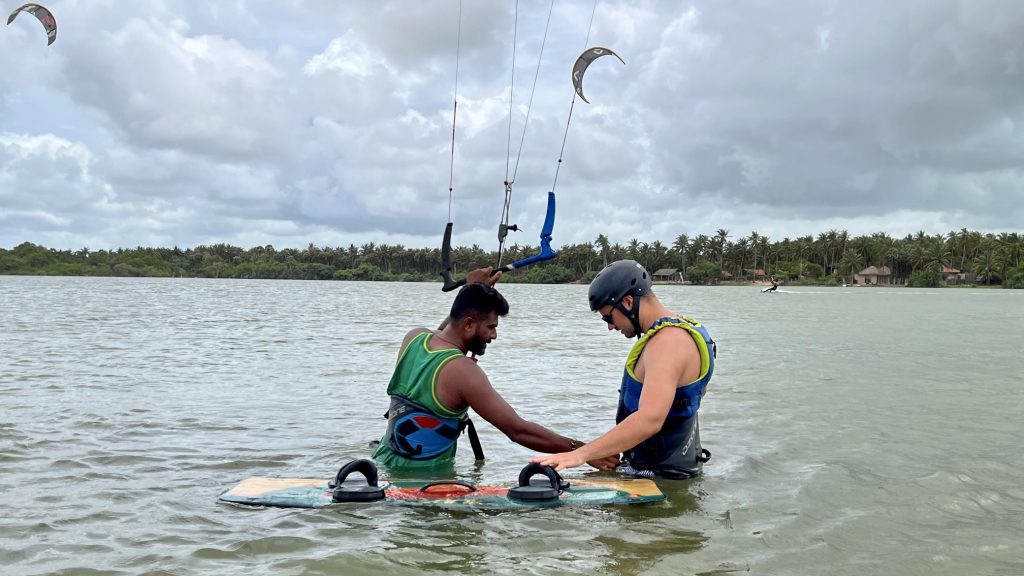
[1004,263,1024,289]
[2,228,1022,288]
[685,261,723,285]
[907,270,942,288]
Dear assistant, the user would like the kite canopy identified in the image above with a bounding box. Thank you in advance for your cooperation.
[7,3,57,45]
[571,47,625,104]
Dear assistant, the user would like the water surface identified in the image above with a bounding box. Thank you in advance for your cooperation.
[1,277,1022,575]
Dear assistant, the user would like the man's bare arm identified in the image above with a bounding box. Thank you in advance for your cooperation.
[442,359,577,453]
[396,328,430,362]
[531,331,692,469]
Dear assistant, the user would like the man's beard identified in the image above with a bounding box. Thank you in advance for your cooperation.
[468,335,488,356]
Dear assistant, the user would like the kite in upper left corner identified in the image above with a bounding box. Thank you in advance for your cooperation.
[7,3,57,45]
[571,47,625,104]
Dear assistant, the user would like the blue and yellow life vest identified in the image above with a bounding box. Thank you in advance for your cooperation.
[616,316,715,479]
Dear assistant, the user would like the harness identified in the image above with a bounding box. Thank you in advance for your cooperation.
[383,396,484,461]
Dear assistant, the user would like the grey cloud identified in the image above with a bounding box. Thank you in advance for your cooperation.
[631,1,1024,230]
[3,0,1023,252]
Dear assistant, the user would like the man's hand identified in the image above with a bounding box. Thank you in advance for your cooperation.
[530,451,586,471]
[586,454,621,471]
[465,266,502,286]
[531,451,619,472]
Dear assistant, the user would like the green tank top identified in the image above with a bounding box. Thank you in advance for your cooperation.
[373,332,467,470]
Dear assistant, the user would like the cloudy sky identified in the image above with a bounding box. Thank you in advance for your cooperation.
[2,1,1023,251]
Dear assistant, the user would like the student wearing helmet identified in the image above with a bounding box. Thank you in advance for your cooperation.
[374,267,618,473]
[531,260,716,478]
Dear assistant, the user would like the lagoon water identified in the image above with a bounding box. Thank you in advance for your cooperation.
[1,276,1022,575]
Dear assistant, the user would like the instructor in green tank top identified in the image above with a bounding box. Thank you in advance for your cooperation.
[373,267,619,472]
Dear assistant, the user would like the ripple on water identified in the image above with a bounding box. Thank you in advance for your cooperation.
[2,543,57,566]
[0,446,36,465]
[159,512,232,531]
[37,567,123,576]
[121,553,180,571]
[48,511,125,528]
[114,534,196,549]
[186,455,298,472]
[193,535,318,559]
[81,453,168,467]
[174,422,251,432]
[271,553,402,576]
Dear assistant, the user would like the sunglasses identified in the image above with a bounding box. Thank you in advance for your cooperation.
[600,309,615,324]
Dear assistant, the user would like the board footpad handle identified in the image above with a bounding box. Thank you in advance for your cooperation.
[508,463,566,501]
[329,459,386,503]
[330,459,380,488]
[517,463,563,489]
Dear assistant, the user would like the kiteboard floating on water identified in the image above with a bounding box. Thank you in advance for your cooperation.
[219,459,665,509]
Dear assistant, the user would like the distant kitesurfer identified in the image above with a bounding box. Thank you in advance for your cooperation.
[764,276,779,293]
[374,267,617,472]
[531,260,716,479]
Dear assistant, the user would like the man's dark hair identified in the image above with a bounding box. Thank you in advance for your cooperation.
[450,283,510,321]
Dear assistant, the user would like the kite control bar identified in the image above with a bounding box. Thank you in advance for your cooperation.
[440,192,557,292]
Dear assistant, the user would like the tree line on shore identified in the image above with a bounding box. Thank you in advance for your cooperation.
[2,228,1023,288]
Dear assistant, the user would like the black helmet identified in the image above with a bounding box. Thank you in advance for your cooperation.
[588,260,652,311]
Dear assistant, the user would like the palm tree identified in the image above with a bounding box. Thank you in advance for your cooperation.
[996,233,1018,281]
[759,235,771,276]
[885,242,912,285]
[673,233,690,274]
[922,236,952,273]
[627,238,641,261]
[838,250,866,280]
[595,234,611,267]
[377,244,400,273]
[692,234,710,264]
[581,242,597,275]
[611,242,625,262]
[650,240,669,272]
[815,229,839,277]
[715,229,730,270]
[974,239,998,285]
[360,242,377,268]
[748,230,760,276]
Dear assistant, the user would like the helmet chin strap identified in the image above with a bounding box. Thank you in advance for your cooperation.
[614,295,644,339]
